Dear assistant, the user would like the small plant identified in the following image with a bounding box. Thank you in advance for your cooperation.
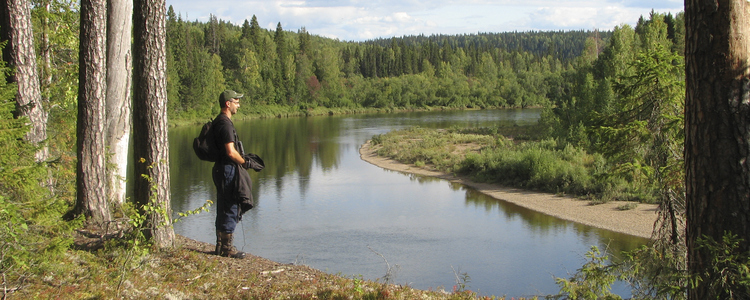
[616,202,638,211]
[368,245,400,285]
[352,275,364,295]
[175,200,213,222]
[451,266,471,293]
[370,134,384,145]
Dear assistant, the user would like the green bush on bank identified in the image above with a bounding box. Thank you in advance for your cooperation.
[372,126,657,203]
[461,142,597,195]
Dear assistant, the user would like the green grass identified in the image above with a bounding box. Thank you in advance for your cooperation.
[370,126,656,203]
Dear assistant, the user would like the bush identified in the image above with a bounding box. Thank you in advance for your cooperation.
[373,126,655,202]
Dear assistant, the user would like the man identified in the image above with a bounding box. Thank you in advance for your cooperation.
[211,89,256,259]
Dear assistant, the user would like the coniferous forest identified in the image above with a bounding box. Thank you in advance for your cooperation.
[164,6,624,121]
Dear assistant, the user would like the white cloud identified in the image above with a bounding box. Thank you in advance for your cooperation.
[166,0,685,41]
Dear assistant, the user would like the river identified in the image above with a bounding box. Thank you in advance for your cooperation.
[168,109,648,298]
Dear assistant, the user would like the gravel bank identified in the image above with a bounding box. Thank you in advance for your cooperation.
[360,141,658,239]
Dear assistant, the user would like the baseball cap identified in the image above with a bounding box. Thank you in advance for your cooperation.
[219,90,244,103]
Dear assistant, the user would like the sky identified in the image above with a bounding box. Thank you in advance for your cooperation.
[165,0,684,42]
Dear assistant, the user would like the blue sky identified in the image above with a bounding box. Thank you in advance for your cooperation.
[165,0,684,42]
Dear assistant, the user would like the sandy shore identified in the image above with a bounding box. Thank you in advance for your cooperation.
[360,141,659,239]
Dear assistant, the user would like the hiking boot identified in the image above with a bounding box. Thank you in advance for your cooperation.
[214,230,222,255]
[218,232,246,259]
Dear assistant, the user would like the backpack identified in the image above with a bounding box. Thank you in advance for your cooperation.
[193,121,219,162]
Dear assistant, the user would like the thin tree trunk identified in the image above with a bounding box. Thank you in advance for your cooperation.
[0,0,49,162]
[38,0,52,100]
[75,0,111,225]
[685,0,750,298]
[133,0,175,248]
[106,0,133,205]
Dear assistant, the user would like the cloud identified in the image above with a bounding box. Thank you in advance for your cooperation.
[166,0,685,41]
[526,6,632,30]
[611,0,683,9]
[525,2,681,31]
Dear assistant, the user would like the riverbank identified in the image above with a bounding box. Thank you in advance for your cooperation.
[360,141,659,239]
[168,104,500,127]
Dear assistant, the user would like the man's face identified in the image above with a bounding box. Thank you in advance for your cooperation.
[229,98,240,114]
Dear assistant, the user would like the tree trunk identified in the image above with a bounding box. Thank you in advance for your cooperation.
[685,0,750,298]
[38,0,52,102]
[75,0,111,225]
[106,0,133,205]
[0,0,49,162]
[133,0,175,248]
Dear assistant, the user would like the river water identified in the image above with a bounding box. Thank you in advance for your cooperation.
[168,109,648,298]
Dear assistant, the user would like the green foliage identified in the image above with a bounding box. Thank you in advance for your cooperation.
[0,195,29,275]
[372,126,654,201]
[133,159,172,234]
[0,45,36,281]
[31,0,80,111]
[163,7,616,123]
[175,200,213,222]
[557,234,750,300]
[460,139,603,196]
[620,243,687,299]
[692,233,750,299]
[0,37,79,294]
[539,11,685,207]
[553,246,623,300]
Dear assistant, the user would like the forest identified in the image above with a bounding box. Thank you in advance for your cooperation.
[164,7,617,121]
[3,0,749,297]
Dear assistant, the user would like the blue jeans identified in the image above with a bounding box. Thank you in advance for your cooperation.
[213,164,240,233]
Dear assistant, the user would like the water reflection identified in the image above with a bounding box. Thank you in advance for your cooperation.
[169,109,648,297]
[462,188,645,252]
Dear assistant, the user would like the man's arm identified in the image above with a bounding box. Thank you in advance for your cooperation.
[224,142,246,165]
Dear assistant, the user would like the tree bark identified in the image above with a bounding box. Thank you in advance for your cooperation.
[75,0,111,225]
[38,0,52,102]
[133,0,175,248]
[106,0,133,205]
[685,0,750,298]
[0,0,49,162]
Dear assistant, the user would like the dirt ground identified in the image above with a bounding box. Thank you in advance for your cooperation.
[359,141,659,239]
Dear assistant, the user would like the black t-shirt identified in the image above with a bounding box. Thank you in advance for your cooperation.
[212,113,237,164]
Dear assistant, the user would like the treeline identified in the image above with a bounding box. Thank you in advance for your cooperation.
[165,6,613,121]
[364,30,600,63]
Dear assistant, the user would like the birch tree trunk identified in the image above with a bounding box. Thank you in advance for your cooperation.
[133,0,175,248]
[685,0,750,298]
[106,0,133,205]
[75,0,111,225]
[0,0,49,162]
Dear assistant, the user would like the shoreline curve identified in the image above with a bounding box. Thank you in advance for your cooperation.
[360,141,658,239]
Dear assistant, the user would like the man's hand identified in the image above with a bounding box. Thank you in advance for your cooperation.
[241,159,253,170]
[242,153,265,171]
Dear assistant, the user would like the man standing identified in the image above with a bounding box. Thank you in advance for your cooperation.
[212,89,254,259]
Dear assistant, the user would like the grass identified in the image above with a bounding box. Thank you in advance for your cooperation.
[7,231,534,300]
[369,126,655,203]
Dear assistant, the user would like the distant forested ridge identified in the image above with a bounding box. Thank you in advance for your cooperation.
[165,6,615,121]
[363,31,605,63]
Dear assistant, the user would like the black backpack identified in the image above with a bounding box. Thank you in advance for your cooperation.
[193,121,219,162]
